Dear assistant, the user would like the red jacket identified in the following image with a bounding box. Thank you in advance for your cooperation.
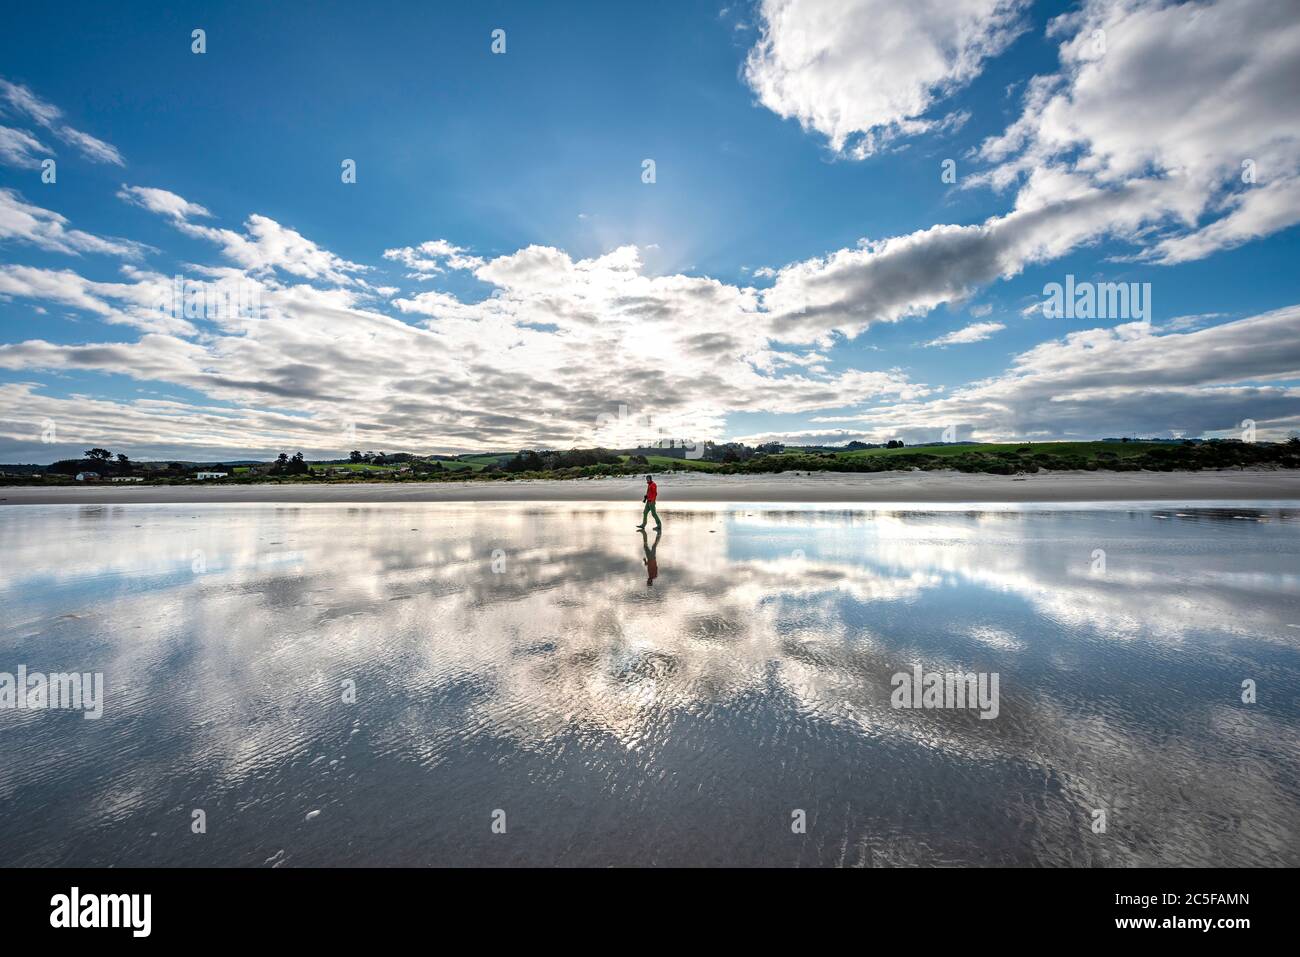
[646,481,658,502]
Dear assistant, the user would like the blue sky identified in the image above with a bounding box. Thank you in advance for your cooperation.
[1,0,1298,461]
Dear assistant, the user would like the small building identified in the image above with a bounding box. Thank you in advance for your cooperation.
[195,471,229,480]
[111,476,144,483]
[75,471,101,482]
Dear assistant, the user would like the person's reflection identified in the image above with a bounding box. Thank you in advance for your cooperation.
[640,527,661,587]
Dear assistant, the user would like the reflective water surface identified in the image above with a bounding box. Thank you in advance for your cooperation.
[1,502,1297,866]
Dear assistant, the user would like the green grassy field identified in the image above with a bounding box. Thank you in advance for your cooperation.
[309,462,396,473]
[837,441,1153,461]
[619,454,723,472]
[452,454,514,471]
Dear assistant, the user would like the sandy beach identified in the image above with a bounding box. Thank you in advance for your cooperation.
[3,467,1298,506]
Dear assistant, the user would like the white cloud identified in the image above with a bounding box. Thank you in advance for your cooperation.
[752,0,1300,343]
[178,213,367,286]
[0,76,124,166]
[116,186,363,286]
[1162,313,1227,333]
[4,193,1298,455]
[744,0,1028,157]
[196,215,369,284]
[0,125,51,167]
[117,185,212,221]
[924,321,1005,347]
[0,228,926,455]
[0,188,144,259]
[846,307,1300,441]
[759,173,1181,342]
[0,264,198,336]
[975,0,1300,264]
[382,239,483,279]
[0,78,61,126]
[51,126,124,166]
[4,170,1297,456]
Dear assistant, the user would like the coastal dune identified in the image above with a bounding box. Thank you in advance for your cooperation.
[3,468,1299,506]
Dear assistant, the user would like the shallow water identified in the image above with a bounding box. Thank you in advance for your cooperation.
[1,502,1297,867]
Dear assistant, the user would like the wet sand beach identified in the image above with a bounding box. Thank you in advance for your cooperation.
[3,467,1299,506]
[2,501,1297,866]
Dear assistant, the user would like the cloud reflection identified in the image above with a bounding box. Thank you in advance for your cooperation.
[0,503,1296,866]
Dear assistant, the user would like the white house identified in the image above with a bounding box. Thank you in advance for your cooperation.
[195,471,228,480]
[111,476,144,483]
[75,471,100,481]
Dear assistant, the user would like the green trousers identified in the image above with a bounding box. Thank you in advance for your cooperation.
[641,501,661,528]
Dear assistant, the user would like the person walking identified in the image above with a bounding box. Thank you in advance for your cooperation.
[637,474,662,531]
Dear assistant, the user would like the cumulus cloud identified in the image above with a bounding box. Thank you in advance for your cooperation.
[744,0,1028,157]
[752,0,1300,344]
[975,0,1300,264]
[383,239,483,279]
[843,308,1300,441]
[761,174,1180,341]
[181,214,370,285]
[117,185,370,286]
[3,176,1297,458]
[115,184,372,286]
[0,225,927,457]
